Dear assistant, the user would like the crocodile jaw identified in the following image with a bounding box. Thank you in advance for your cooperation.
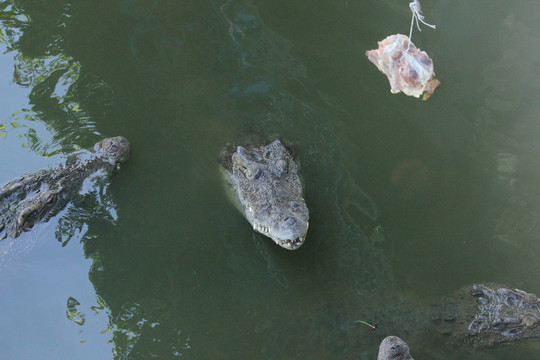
[252,221,309,250]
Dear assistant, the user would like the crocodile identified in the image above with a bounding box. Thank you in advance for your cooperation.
[433,283,540,349]
[219,139,309,250]
[0,136,130,239]
[375,283,540,360]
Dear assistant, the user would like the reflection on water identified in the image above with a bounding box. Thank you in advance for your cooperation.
[0,1,112,154]
[1,0,540,359]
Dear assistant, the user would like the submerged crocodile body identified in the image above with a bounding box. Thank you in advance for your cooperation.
[376,283,540,359]
[219,139,309,250]
[0,136,130,239]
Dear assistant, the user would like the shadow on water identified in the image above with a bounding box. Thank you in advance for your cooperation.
[2,0,540,359]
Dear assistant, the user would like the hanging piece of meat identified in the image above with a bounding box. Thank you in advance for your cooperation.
[366,34,440,100]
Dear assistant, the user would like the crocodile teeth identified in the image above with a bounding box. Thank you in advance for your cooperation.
[253,223,270,235]
[279,240,290,247]
[253,222,307,250]
[278,234,306,250]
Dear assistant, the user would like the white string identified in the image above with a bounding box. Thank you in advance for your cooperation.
[407,0,436,51]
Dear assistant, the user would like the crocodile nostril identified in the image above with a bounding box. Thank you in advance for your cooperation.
[390,344,402,354]
[284,217,296,226]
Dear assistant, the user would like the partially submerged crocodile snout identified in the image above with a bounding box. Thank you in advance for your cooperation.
[0,136,130,239]
[94,136,131,165]
[378,336,414,360]
[220,139,309,250]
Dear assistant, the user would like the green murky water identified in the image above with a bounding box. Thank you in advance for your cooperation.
[1,0,540,359]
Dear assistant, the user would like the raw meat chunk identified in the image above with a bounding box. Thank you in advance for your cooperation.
[366,34,440,100]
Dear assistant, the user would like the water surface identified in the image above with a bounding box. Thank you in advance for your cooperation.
[1,0,540,359]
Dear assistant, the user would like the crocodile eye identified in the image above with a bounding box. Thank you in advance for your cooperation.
[523,315,538,328]
[105,141,118,154]
[276,159,287,174]
[242,163,260,180]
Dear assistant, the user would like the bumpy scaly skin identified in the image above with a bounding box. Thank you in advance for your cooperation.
[431,284,540,349]
[0,136,130,239]
[378,284,540,358]
[378,336,414,360]
[219,139,309,250]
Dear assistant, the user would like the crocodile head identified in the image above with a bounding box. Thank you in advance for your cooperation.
[377,336,414,360]
[441,284,540,349]
[94,136,131,165]
[221,139,309,250]
[463,284,540,348]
